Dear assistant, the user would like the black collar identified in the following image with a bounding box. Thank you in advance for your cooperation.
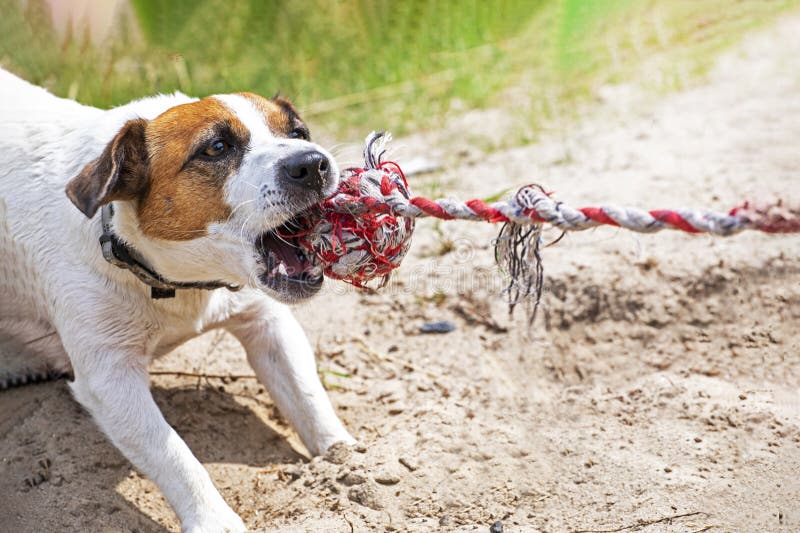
[99,204,239,299]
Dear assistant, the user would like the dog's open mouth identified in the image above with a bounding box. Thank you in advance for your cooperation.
[255,220,323,298]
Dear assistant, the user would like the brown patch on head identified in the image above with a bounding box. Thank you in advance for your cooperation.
[138,97,251,240]
[236,92,309,139]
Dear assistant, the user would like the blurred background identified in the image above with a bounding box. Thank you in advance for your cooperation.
[1,0,796,143]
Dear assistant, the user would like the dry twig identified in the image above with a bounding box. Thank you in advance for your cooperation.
[572,511,707,533]
[150,370,258,380]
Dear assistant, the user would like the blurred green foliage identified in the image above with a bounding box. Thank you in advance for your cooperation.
[556,0,634,71]
[1,0,797,139]
[129,0,543,97]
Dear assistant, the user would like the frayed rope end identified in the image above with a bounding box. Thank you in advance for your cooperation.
[731,200,800,233]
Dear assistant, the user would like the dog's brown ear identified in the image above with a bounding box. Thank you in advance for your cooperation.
[66,119,149,218]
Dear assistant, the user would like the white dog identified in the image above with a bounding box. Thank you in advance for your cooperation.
[0,68,356,532]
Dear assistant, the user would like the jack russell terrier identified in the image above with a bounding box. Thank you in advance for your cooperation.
[0,68,356,532]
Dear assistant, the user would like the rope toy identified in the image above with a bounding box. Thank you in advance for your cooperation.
[282,133,415,288]
[287,132,800,314]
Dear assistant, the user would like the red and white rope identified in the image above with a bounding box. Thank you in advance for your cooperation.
[293,132,800,288]
[329,163,798,235]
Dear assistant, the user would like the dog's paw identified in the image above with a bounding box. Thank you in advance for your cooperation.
[322,438,365,464]
[307,429,358,457]
[183,508,246,533]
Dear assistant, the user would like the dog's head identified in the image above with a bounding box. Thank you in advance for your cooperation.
[66,93,338,302]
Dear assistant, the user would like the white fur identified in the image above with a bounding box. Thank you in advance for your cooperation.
[0,69,353,533]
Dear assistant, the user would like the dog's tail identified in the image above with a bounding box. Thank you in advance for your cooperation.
[0,339,73,390]
[0,369,72,390]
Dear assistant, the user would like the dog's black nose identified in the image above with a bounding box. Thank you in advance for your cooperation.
[281,151,330,193]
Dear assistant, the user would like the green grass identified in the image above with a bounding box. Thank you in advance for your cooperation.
[1,0,797,140]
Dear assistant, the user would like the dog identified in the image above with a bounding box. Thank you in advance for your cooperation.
[0,68,356,532]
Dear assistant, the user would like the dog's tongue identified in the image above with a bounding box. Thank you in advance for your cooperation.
[258,230,315,277]
[273,238,305,274]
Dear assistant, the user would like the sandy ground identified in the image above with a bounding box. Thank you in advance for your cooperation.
[2,13,800,533]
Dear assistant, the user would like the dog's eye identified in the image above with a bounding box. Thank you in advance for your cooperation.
[289,128,309,141]
[203,139,229,158]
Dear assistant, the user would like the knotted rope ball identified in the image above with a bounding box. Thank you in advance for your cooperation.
[287,133,416,288]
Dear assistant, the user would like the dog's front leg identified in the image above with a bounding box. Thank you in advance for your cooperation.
[65,341,246,533]
[227,301,355,456]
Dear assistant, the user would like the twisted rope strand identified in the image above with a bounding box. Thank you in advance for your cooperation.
[328,168,799,236]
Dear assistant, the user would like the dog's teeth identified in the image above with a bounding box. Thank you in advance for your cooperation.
[277,263,288,276]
